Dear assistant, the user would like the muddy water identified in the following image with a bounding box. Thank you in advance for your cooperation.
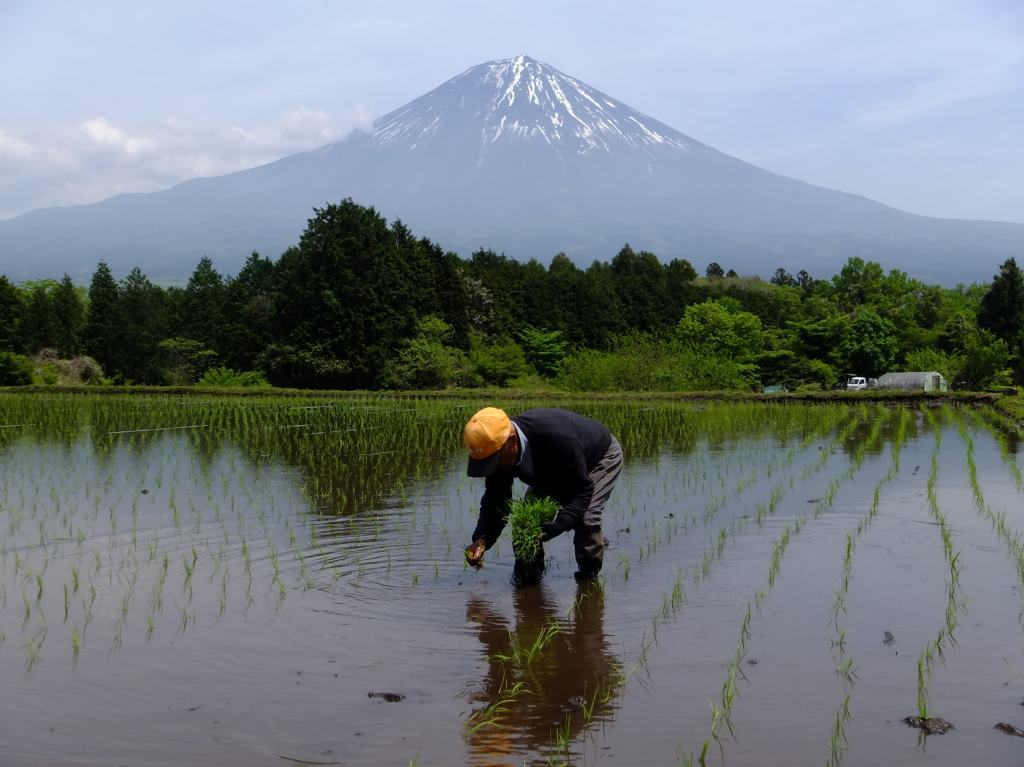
[2,396,1024,766]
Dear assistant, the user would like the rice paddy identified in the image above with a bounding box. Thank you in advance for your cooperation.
[2,393,1024,766]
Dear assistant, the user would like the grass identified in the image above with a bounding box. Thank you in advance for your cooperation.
[507,496,560,563]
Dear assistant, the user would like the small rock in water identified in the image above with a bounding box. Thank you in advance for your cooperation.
[368,691,405,702]
[883,630,895,646]
[903,716,954,734]
[995,722,1024,737]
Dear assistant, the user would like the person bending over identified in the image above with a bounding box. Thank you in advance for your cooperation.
[463,407,622,582]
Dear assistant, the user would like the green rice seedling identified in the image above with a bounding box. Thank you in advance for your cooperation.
[24,632,42,671]
[550,711,573,762]
[464,677,529,736]
[916,656,929,719]
[70,621,81,663]
[507,496,559,564]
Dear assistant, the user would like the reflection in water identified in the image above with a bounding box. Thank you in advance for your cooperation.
[465,583,622,766]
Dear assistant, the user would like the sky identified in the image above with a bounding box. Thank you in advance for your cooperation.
[1,0,1022,223]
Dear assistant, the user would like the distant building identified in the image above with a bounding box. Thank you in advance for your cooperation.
[876,371,948,392]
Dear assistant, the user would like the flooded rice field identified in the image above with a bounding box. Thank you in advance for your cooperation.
[2,394,1024,766]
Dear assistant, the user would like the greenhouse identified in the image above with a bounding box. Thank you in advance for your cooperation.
[876,371,948,392]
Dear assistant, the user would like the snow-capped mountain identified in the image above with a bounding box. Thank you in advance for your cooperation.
[1,54,1022,283]
[372,55,690,158]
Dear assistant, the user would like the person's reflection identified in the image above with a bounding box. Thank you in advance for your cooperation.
[465,582,622,766]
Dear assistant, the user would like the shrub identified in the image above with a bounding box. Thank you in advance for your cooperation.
[28,350,105,385]
[158,338,216,385]
[555,339,757,392]
[468,335,530,386]
[382,316,469,389]
[0,351,33,385]
[260,344,350,389]
[196,367,270,388]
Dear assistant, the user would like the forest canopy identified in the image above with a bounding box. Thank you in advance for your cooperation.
[1,199,1020,391]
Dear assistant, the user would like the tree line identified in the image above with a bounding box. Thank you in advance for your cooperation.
[1,198,1022,391]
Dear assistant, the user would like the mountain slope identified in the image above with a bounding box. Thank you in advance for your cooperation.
[1,55,1021,284]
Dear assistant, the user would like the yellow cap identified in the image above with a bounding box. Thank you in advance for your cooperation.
[464,407,512,477]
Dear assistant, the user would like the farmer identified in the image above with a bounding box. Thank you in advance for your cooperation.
[462,407,622,581]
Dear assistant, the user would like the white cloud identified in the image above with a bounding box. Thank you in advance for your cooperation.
[0,130,36,160]
[0,106,374,219]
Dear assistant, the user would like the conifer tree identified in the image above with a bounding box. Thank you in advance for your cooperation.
[0,276,24,352]
[220,252,276,370]
[180,256,224,351]
[22,282,60,353]
[84,262,121,373]
[117,267,167,382]
[272,200,415,388]
[978,258,1024,342]
[51,274,85,357]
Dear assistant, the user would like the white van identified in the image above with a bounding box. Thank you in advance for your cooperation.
[846,377,868,390]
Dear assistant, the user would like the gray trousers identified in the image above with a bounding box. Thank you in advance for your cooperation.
[525,436,623,576]
[574,436,622,574]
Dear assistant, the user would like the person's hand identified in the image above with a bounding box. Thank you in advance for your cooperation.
[539,520,569,542]
[465,538,486,568]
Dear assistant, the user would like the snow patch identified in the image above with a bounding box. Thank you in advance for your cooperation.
[370,55,692,159]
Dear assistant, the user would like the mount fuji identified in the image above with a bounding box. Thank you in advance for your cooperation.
[1,55,1022,283]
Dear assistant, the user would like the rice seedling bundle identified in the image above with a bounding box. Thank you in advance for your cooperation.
[507,496,559,563]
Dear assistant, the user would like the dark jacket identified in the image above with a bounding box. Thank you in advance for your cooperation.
[471,408,612,547]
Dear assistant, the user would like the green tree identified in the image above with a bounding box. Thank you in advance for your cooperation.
[664,257,698,319]
[977,258,1024,342]
[51,274,85,357]
[546,253,587,345]
[117,267,168,382]
[157,337,217,385]
[959,328,1010,389]
[273,200,415,388]
[837,308,898,377]
[382,316,468,389]
[611,245,669,334]
[831,257,885,310]
[468,334,530,386]
[260,343,350,389]
[179,257,224,351]
[0,276,25,352]
[771,268,798,287]
[674,300,764,360]
[576,260,625,349]
[20,281,61,353]
[220,252,276,371]
[462,249,527,337]
[0,351,33,385]
[516,325,568,377]
[796,269,817,292]
[83,262,121,373]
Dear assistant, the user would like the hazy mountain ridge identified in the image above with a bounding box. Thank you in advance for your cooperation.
[1,54,1021,284]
